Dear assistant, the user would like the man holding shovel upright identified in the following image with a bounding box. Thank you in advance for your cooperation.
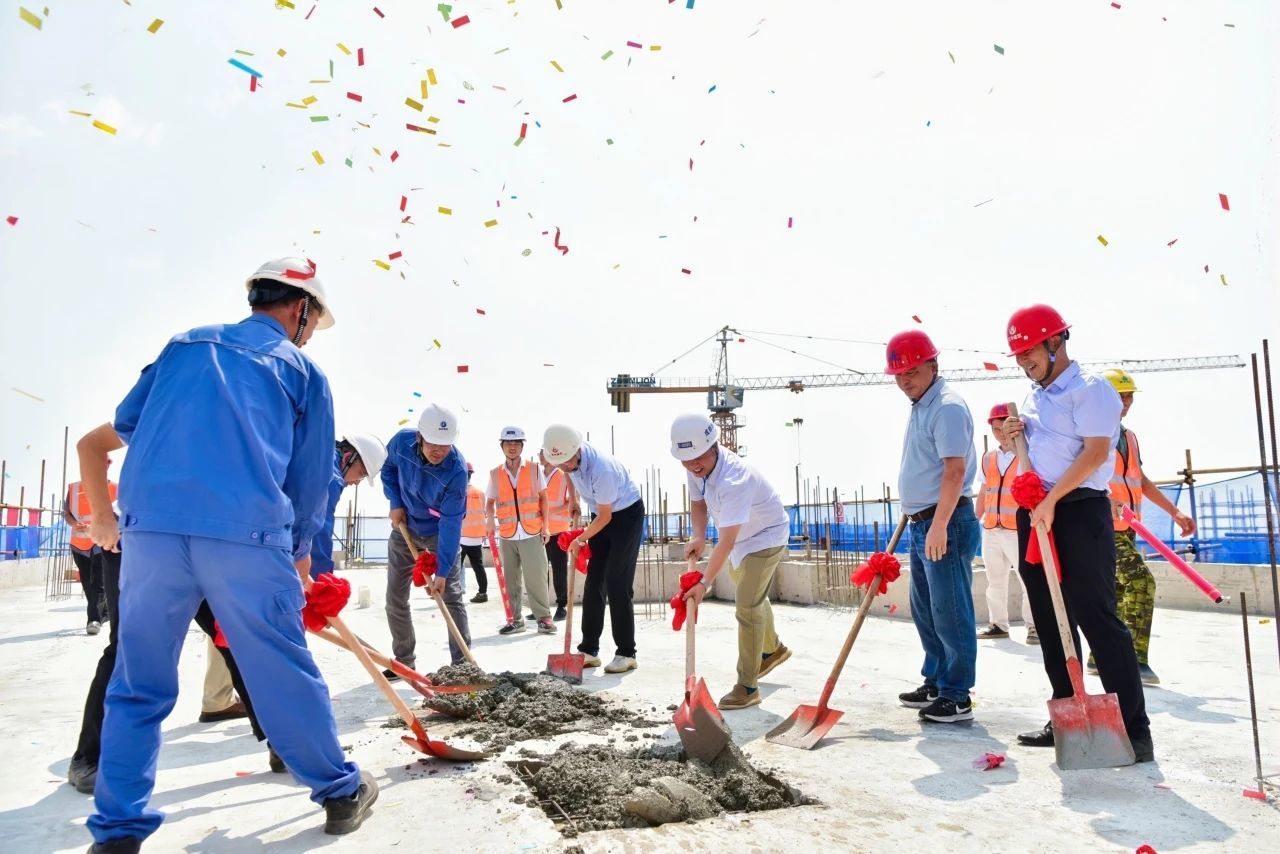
[1002,305,1153,762]
[382,403,472,672]
[674,414,793,711]
[887,329,981,724]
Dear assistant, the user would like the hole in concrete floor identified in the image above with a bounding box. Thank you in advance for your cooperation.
[503,742,813,837]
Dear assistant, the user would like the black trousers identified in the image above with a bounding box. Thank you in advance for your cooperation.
[459,544,486,593]
[73,552,265,765]
[579,501,644,659]
[1017,497,1150,739]
[545,537,568,607]
[73,549,104,623]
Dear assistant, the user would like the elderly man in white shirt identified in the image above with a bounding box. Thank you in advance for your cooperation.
[675,414,793,710]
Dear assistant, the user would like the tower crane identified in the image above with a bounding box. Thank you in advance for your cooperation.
[607,326,1246,454]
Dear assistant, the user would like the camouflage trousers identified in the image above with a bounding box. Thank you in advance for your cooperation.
[1114,530,1155,664]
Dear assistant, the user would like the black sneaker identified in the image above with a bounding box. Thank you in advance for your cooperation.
[498,620,527,635]
[470,592,488,603]
[381,668,403,682]
[268,743,286,773]
[68,755,97,794]
[323,769,379,835]
[553,605,567,621]
[86,838,142,853]
[919,696,974,723]
[977,624,1009,639]
[1017,721,1054,747]
[898,683,938,709]
[1130,732,1155,763]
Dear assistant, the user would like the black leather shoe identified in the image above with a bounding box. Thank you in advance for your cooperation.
[86,838,142,853]
[1130,733,1155,763]
[68,755,97,794]
[1017,722,1054,747]
[267,743,286,773]
[324,770,379,835]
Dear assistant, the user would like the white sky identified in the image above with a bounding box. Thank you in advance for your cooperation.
[2,0,1277,516]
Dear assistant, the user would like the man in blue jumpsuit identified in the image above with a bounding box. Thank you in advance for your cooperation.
[77,258,376,853]
[381,403,472,672]
[309,433,388,579]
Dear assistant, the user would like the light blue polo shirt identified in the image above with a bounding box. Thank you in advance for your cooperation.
[897,378,978,515]
[569,442,640,513]
[1021,361,1121,490]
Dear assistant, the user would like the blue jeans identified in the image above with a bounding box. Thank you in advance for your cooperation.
[907,512,980,702]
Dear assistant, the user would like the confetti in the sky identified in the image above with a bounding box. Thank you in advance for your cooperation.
[438,206,452,215]
[357,47,365,66]
[1220,274,1228,286]
[601,49,614,60]
[228,58,263,77]
[18,6,42,29]
[562,93,578,103]
[451,14,470,28]
[1167,238,1178,247]
[993,44,1005,55]
[373,259,390,270]
[456,365,470,373]
[911,315,922,324]
[5,216,17,226]
[398,418,409,426]
[983,362,999,371]
[388,250,403,260]
[147,18,164,33]
[475,308,487,315]
[1219,193,1230,211]
[1096,234,1108,246]
[11,387,45,402]
[312,150,324,165]
[92,120,117,136]
[787,216,793,228]
[373,6,385,18]
[484,219,498,228]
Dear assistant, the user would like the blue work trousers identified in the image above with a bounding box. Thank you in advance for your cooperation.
[907,512,980,702]
[88,532,360,845]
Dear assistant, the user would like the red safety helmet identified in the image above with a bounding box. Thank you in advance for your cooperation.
[885,330,940,375]
[1007,304,1070,355]
[987,403,1010,424]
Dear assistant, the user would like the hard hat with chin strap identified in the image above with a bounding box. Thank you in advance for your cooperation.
[541,424,582,465]
[342,432,387,486]
[418,403,459,445]
[670,413,720,461]
[245,257,335,331]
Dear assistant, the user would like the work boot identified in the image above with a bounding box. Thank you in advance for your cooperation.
[1026,625,1040,645]
[198,699,247,723]
[581,654,603,668]
[86,621,101,636]
[898,683,938,709]
[381,668,403,682]
[977,624,1009,639]
[68,755,97,794]
[919,697,974,723]
[604,656,638,673]
[499,620,527,635]
[757,644,792,678]
[553,605,567,621]
[718,685,761,710]
[1138,664,1161,686]
[86,838,142,853]
[470,592,488,603]
[1017,721,1054,747]
[267,743,286,773]
[537,618,557,635]
[323,769,379,835]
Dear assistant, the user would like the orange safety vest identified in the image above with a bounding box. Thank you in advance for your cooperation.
[461,485,486,538]
[1110,428,1144,531]
[492,461,543,538]
[980,451,1019,530]
[67,480,118,551]
[545,468,572,534]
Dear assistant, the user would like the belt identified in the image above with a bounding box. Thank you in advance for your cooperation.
[908,496,972,523]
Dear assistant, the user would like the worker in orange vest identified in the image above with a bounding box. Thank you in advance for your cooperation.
[976,404,1037,644]
[64,474,118,634]
[460,462,489,603]
[1098,369,1197,686]
[541,449,581,621]
[486,427,555,635]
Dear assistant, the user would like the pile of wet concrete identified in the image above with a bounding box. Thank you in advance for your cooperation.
[512,741,811,834]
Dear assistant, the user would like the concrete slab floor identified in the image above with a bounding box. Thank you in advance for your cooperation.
[1,567,1276,853]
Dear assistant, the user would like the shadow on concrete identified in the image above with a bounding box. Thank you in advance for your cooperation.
[0,628,87,646]
[1145,689,1241,726]
[910,722,1019,801]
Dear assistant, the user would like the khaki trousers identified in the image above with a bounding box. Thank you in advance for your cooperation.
[201,637,235,712]
[729,545,786,688]
[499,536,552,621]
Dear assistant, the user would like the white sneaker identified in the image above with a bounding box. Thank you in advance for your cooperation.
[581,654,603,667]
[86,622,101,636]
[603,656,638,674]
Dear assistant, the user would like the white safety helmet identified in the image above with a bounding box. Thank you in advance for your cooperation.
[541,423,582,465]
[343,432,387,486]
[670,413,719,461]
[245,257,335,330]
[499,426,526,442]
[418,403,459,445]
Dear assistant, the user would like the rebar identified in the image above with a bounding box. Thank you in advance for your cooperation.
[1251,353,1280,664]
[1262,340,1279,662]
[1240,593,1264,793]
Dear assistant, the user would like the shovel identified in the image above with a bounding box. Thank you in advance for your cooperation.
[323,613,487,761]
[674,560,732,763]
[767,514,909,750]
[546,544,585,684]
[309,626,489,698]
[398,523,486,669]
[1008,403,1135,770]
[488,532,515,626]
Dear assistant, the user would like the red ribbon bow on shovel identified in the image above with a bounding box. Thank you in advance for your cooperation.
[1011,471,1062,581]
[557,529,591,574]
[850,551,902,595]
[302,573,351,632]
[412,551,438,587]
[669,570,704,631]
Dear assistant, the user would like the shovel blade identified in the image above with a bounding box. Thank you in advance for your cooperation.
[674,678,732,763]
[546,653,585,685]
[765,703,845,750]
[1048,659,1135,770]
[424,738,489,762]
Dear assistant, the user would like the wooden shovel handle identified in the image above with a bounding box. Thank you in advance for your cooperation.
[397,522,479,666]
[1006,402,1080,665]
[817,513,909,711]
[562,550,578,656]
[685,557,699,687]
[327,614,421,733]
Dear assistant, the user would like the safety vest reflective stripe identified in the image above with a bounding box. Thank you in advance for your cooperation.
[68,480,117,550]
[1109,429,1144,531]
[461,486,486,538]
[980,452,1019,530]
[493,461,543,538]
[545,469,571,534]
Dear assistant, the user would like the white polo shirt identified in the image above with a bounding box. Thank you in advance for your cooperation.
[688,447,790,568]
[485,460,547,541]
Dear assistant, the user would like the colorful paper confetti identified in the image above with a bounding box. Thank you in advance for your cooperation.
[562,93,578,103]
[681,268,692,275]
[373,259,391,270]
[972,752,1005,771]
[553,227,569,255]
[228,58,263,77]
[405,97,424,111]
[357,47,365,66]
[438,206,452,215]
[1220,274,1228,286]
[475,308,487,315]
[147,18,164,33]
[389,251,403,260]
[6,216,17,226]
[92,120,117,136]
[451,14,470,28]
[347,91,363,101]
[311,150,324,165]
[19,6,42,29]
[787,216,793,228]
[1167,238,1178,247]
[1096,234,1109,246]
[456,365,470,373]
[398,418,410,426]
[484,219,498,228]
[1219,192,1230,210]
[12,387,45,402]
[373,6,385,18]
[399,195,407,211]
[993,44,1005,55]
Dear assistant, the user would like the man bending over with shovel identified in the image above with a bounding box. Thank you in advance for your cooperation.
[674,414,793,710]
[1002,304,1153,762]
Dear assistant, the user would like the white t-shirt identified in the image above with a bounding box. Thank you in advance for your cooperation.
[688,447,790,568]
[485,460,547,541]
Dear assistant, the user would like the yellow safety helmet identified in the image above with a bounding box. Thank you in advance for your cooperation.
[1103,368,1138,393]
